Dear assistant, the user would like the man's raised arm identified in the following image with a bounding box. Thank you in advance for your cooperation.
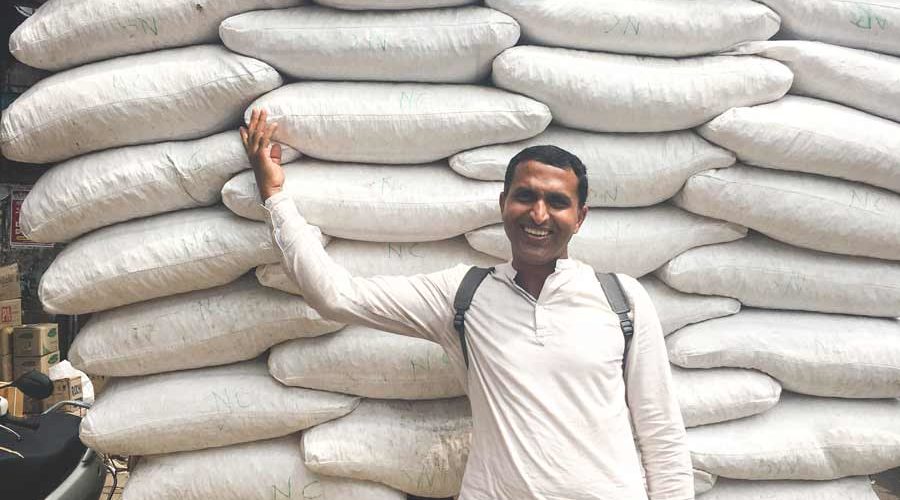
[240,110,465,344]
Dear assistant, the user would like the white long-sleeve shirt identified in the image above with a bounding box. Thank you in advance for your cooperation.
[265,191,694,500]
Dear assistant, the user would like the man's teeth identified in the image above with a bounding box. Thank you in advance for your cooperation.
[524,227,550,237]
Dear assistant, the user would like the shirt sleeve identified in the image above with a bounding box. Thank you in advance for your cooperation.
[263,191,465,344]
[620,274,695,500]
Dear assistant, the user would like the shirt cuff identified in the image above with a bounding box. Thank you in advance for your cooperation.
[263,190,291,211]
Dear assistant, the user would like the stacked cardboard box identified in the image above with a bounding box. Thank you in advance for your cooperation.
[11,323,61,414]
[0,264,21,383]
[24,374,83,416]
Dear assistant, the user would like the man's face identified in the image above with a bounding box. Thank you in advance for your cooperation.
[500,160,588,268]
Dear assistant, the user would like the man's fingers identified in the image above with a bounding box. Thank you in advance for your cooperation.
[248,108,260,133]
[261,122,278,150]
[239,127,249,149]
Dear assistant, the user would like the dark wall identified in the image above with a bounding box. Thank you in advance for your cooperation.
[1,3,79,357]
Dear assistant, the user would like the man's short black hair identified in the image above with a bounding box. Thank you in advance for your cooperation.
[504,145,589,207]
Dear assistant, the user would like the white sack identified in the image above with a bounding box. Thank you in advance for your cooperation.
[123,435,405,500]
[39,206,282,315]
[303,398,471,497]
[20,131,299,243]
[484,0,779,57]
[492,46,792,133]
[0,45,282,164]
[674,165,900,260]
[694,470,717,495]
[700,477,879,500]
[698,96,900,193]
[667,309,900,398]
[315,0,475,9]
[756,0,900,56]
[688,393,900,480]
[729,40,900,123]
[220,6,519,83]
[466,205,747,278]
[246,82,550,164]
[80,359,359,455]
[656,233,900,318]
[69,276,343,377]
[270,325,464,400]
[223,161,504,242]
[9,0,302,71]
[450,127,735,206]
[257,237,501,296]
[672,366,781,428]
[639,276,741,336]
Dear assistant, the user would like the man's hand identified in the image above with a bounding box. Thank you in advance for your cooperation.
[240,108,285,201]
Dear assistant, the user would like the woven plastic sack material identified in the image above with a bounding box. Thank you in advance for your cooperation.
[270,325,464,400]
[303,398,471,497]
[257,237,501,296]
[688,393,900,480]
[656,233,900,318]
[19,132,300,243]
[674,165,900,260]
[729,41,900,123]
[224,161,504,242]
[668,309,900,399]
[484,0,779,57]
[694,470,717,496]
[69,276,343,377]
[756,0,900,57]
[122,435,406,500]
[639,276,741,336]
[701,477,879,500]
[450,127,735,207]
[245,82,550,164]
[39,206,282,315]
[699,96,900,193]
[80,359,359,456]
[315,0,475,9]
[492,46,792,133]
[221,6,519,83]
[671,366,780,428]
[8,0,302,71]
[0,45,281,164]
[466,205,747,278]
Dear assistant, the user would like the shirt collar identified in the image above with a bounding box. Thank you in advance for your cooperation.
[496,258,577,283]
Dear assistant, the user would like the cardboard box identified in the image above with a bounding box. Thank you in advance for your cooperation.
[25,374,82,414]
[0,299,22,330]
[0,326,11,356]
[0,264,20,301]
[1,353,11,381]
[13,351,60,379]
[12,323,58,357]
[0,385,24,417]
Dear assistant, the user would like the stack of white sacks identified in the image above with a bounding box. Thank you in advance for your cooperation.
[2,0,899,498]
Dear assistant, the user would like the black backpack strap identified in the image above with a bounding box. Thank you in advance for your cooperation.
[596,272,634,339]
[453,266,493,369]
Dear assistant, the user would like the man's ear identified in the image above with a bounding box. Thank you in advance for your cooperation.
[499,191,507,212]
[574,204,588,233]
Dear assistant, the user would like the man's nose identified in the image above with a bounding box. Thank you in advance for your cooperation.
[530,200,549,225]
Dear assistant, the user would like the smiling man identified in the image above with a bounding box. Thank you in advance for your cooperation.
[243,110,694,500]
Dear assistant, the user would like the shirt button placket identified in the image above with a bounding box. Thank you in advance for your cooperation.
[534,304,548,341]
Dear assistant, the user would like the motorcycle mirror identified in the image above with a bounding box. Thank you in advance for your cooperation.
[12,371,53,400]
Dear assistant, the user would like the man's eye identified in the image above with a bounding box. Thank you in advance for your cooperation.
[549,197,570,208]
[515,192,535,202]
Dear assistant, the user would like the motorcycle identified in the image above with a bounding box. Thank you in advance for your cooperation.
[0,371,109,500]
